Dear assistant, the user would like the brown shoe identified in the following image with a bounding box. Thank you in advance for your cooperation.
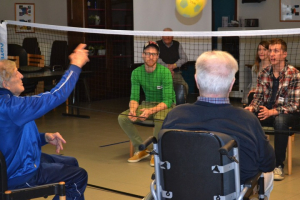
[150,155,154,167]
[127,150,150,163]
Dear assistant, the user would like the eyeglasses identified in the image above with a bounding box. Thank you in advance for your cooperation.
[143,52,159,57]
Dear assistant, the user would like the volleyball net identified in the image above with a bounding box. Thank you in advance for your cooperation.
[2,20,300,117]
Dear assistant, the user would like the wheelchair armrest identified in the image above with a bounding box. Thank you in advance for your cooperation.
[219,140,237,155]
[243,172,262,188]
[139,136,157,151]
[219,140,239,163]
[242,172,264,199]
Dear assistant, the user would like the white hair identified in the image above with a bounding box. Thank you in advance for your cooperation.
[195,51,238,97]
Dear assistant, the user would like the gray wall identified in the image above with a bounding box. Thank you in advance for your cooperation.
[238,0,300,29]
[0,0,67,26]
[133,0,212,31]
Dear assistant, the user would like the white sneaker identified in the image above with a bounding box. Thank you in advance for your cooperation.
[273,166,284,181]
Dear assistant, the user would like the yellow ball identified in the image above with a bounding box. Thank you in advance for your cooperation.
[176,0,207,18]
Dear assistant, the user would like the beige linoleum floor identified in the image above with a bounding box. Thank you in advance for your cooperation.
[33,98,300,200]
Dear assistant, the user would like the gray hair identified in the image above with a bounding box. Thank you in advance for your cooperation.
[195,51,238,97]
[0,60,17,88]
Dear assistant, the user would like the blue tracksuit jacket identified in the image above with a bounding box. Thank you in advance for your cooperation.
[0,65,81,187]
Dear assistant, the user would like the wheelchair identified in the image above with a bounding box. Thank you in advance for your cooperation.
[140,129,265,200]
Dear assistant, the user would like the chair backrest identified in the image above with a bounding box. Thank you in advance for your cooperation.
[0,151,8,200]
[50,40,68,70]
[173,83,185,105]
[7,56,20,69]
[27,54,45,68]
[7,44,28,67]
[157,129,237,200]
[22,37,41,55]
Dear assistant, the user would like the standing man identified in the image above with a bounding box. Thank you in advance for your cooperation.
[162,50,275,199]
[0,44,89,200]
[157,28,189,96]
[118,41,175,166]
[245,38,300,181]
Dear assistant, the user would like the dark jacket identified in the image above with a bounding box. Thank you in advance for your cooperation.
[162,100,276,183]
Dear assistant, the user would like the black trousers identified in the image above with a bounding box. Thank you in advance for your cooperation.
[259,113,300,168]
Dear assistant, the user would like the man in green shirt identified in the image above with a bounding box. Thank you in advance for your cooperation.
[118,41,175,166]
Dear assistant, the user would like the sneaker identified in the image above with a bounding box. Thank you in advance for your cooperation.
[273,166,284,181]
[150,155,154,167]
[127,150,150,163]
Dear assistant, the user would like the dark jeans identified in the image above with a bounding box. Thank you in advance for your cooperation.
[259,113,300,168]
[248,92,255,104]
[14,153,88,200]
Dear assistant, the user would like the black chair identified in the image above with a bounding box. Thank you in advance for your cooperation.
[0,151,66,200]
[43,41,69,92]
[49,40,68,71]
[7,44,39,95]
[7,44,28,67]
[141,130,265,200]
[22,37,41,55]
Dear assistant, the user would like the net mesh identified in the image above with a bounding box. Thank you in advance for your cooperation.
[4,20,300,121]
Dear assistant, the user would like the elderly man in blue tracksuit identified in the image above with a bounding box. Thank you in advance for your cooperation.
[0,44,89,200]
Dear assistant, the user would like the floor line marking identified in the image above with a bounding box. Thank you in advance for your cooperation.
[99,140,129,148]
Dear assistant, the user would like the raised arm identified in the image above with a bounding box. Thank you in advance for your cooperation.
[175,43,188,67]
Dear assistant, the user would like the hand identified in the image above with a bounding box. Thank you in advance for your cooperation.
[69,44,90,68]
[170,70,174,78]
[138,108,153,121]
[128,110,137,122]
[167,64,176,71]
[245,106,254,112]
[167,64,175,78]
[258,106,271,120]
[45,132,66,154]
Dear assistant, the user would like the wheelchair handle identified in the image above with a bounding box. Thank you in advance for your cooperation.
[219,140,237,153]
[139,136,157,151]
[219,140,239,163]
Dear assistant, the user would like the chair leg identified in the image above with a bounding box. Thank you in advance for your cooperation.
[130,141,134,157]
[287,135,293,175]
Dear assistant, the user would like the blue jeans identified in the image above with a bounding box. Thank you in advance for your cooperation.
[14,153,88,200]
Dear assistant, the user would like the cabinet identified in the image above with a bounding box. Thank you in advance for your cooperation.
[67,0,133,101]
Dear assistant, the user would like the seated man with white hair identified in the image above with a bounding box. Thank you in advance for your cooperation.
[162,50,275,199]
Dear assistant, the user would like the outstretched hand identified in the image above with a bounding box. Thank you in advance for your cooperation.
[69,43,90,68]
[45,132,66,154]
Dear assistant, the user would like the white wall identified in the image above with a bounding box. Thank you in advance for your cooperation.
[0,0,67,26]
[238,0,300,29]
[133,0,212,31]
